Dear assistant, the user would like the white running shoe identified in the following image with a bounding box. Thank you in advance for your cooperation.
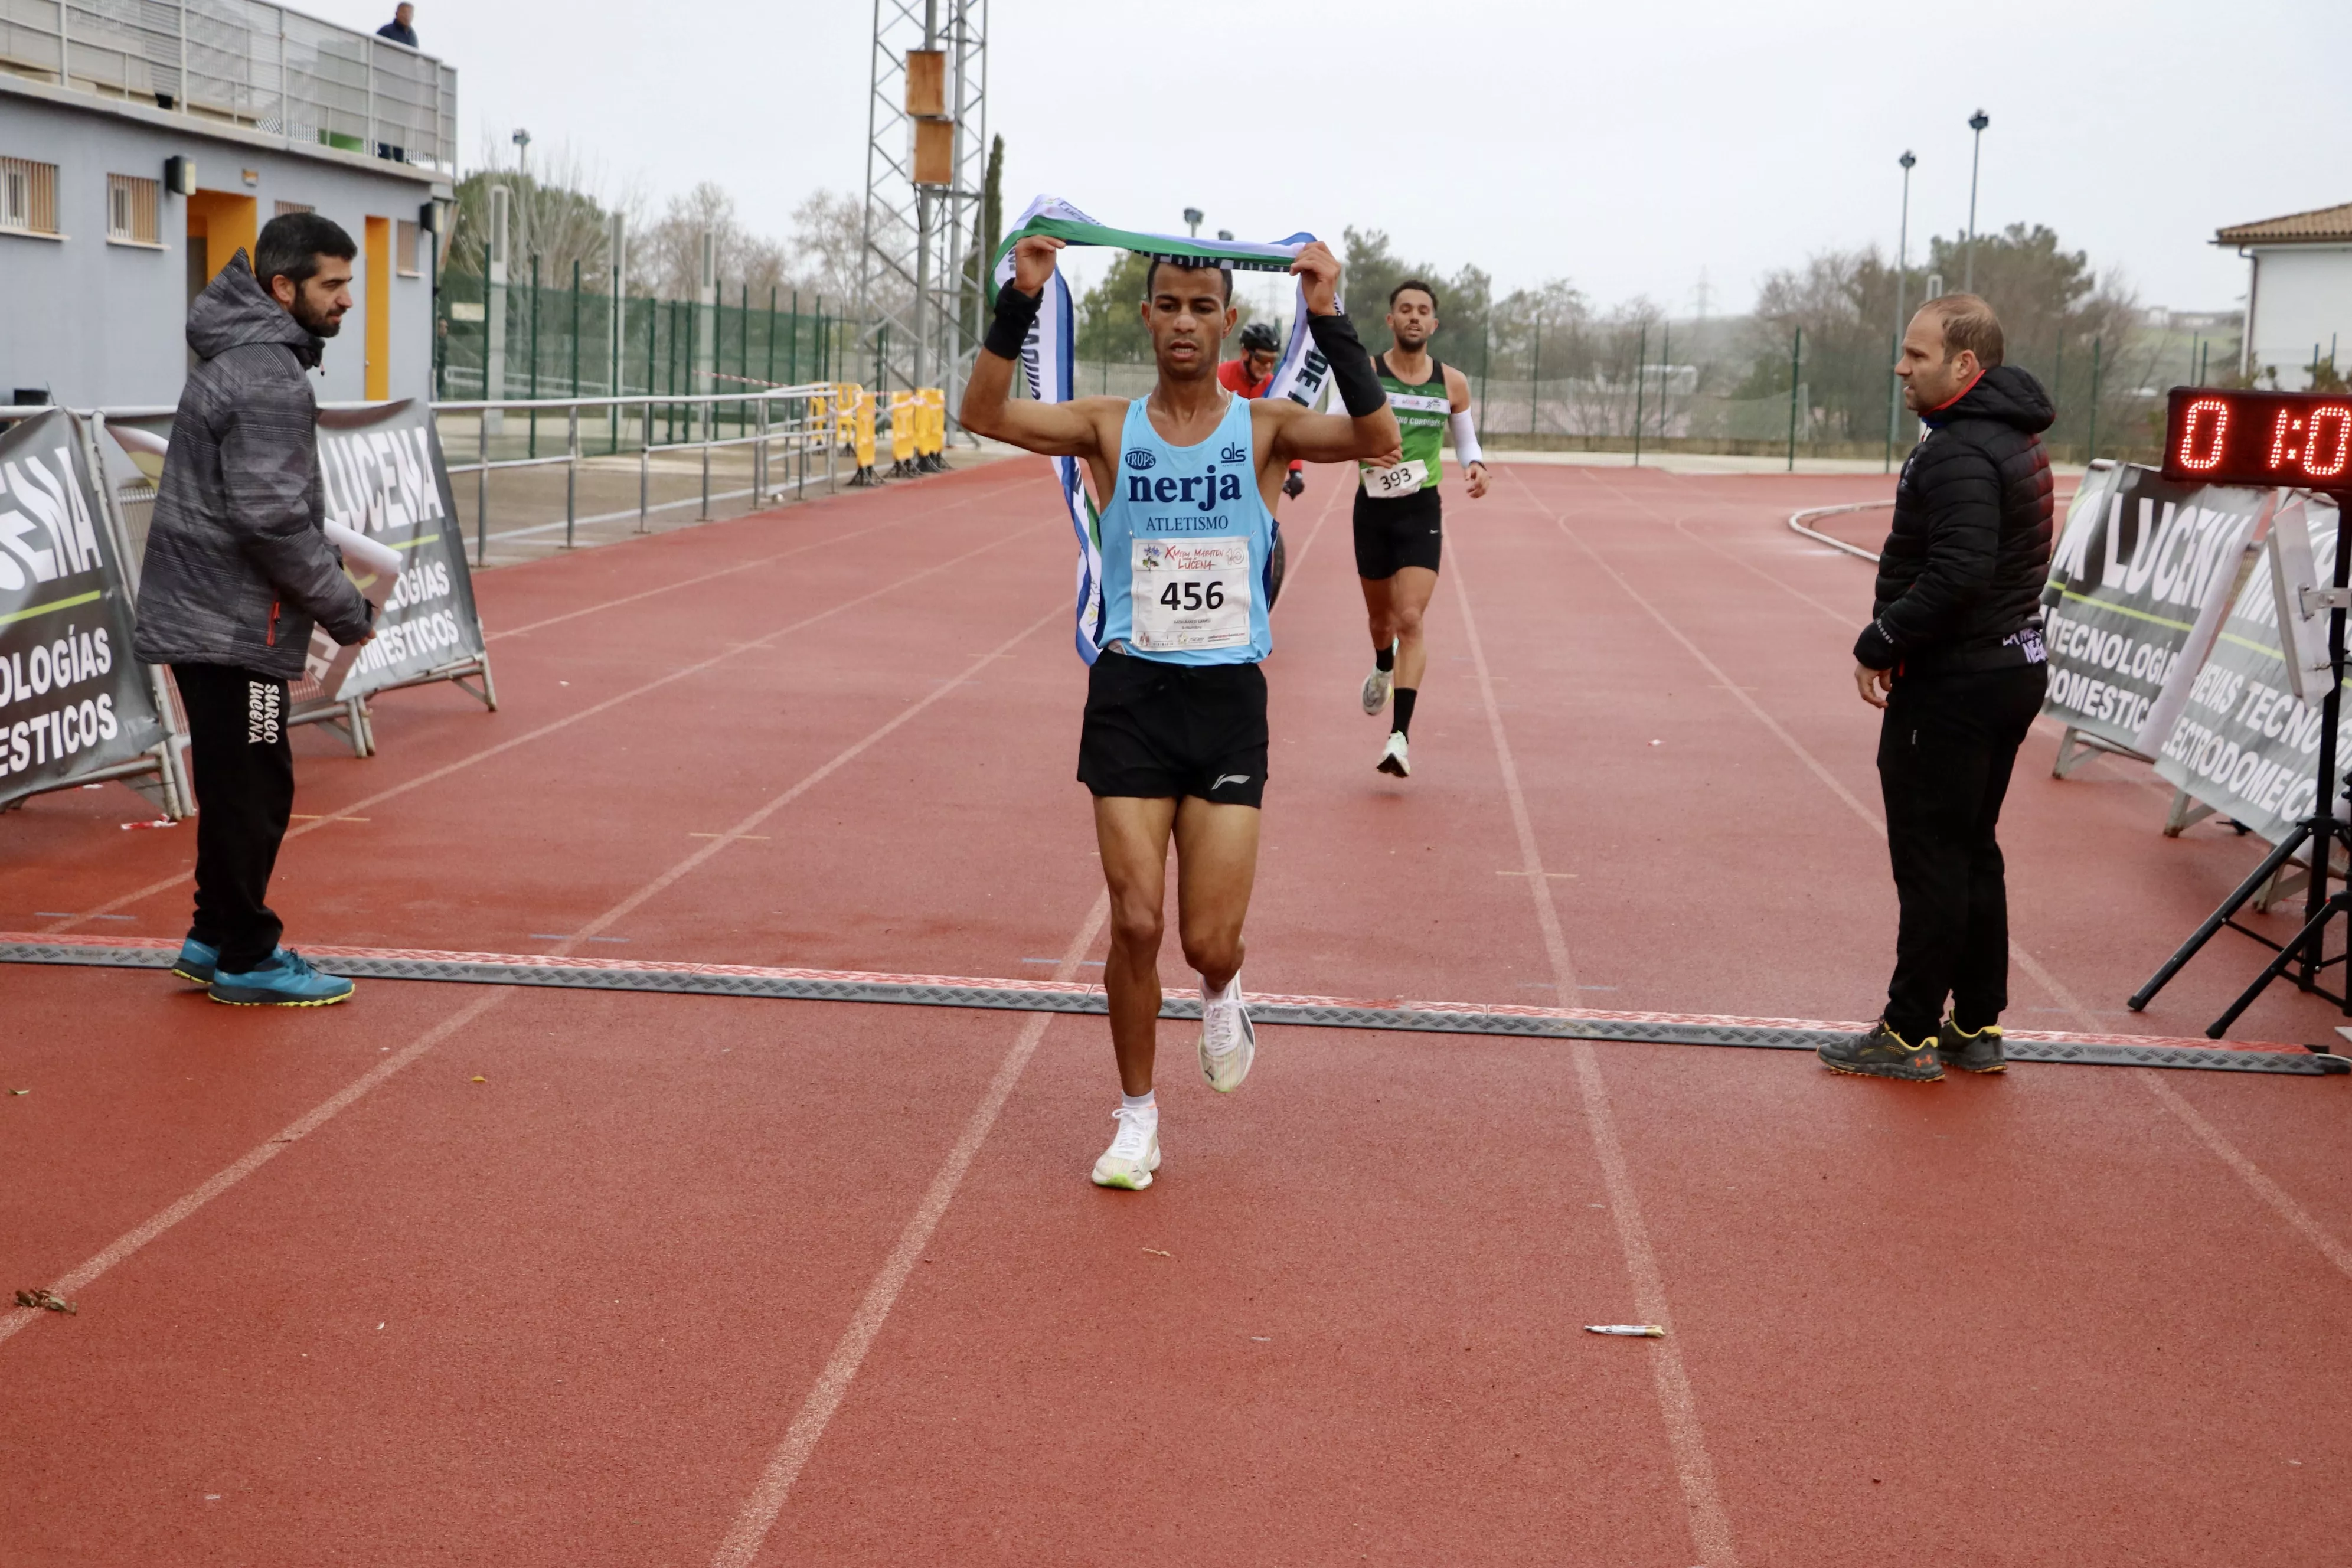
[1377,730,1412,778]
[1360,665,1393,716]
[1199,980,1256,1093]
[1090,1106,1161,1190]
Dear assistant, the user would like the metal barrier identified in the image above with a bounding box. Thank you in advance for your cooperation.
[433,386,839,566]
[1,0,460,174]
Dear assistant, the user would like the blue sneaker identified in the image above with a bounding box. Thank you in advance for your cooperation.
[171,938,220,985]
[207,948,355,1008]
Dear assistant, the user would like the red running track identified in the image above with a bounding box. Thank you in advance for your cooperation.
[2,458,2348,1566]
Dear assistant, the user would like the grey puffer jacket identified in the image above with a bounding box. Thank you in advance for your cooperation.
[133,252,371,678]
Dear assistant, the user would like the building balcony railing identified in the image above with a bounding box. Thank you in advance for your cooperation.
[0,0,458,175]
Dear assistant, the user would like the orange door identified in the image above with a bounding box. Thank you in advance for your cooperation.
[364,215,391,400]
[184,190,257,291]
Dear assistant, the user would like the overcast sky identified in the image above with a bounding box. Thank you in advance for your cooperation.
[318,0,2349,316]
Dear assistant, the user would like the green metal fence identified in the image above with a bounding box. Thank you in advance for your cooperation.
[434,267,865,427]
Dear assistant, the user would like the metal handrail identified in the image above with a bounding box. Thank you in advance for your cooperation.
[428,387,832,412]
[431,388,841,560]
[16,389,852,567]
[1788,501,1892,563]
[10,0,460,174]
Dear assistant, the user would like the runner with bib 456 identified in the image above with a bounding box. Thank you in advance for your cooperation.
[961,234,1399,1191]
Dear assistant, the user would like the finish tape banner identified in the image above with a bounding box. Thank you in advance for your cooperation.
[0,409,165,805]
[309,400,484,701]
[2040,463,2267,750]
[2154,494,2347,842]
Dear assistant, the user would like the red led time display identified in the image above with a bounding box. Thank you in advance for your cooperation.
[2164,388,2352,488]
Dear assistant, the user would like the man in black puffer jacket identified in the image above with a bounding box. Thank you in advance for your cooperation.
[136,213,375,1008]
[1821,294,2053,1082]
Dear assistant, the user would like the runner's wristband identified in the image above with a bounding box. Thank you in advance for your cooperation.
[1308,312,1386,419]
[985,284,1043,361]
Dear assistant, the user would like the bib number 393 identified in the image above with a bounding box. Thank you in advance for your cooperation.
[1362,458,1429,499]
[1132,537,1252,652]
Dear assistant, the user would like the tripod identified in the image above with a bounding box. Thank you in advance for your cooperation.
[2131,486,2352,1037]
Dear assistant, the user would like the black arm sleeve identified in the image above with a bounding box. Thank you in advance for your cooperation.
[984,283,1043,361]
[1306,311,1386,418]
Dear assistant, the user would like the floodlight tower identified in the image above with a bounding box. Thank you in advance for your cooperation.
[858,0,989,409]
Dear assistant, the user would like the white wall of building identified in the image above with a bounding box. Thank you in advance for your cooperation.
[2246,245,2352,389]
[0,84,444,410]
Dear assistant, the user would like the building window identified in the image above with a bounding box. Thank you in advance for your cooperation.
[274,200,313,217]
[396,218,421,276]
[1,157,60,236]
[107,174,161,245]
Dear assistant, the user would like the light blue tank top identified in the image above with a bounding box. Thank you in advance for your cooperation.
[1091,393,1277,666]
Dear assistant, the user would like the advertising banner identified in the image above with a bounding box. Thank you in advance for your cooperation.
[0,409,166,807]
[310,400,486,702]
[2040,463,2269,752]
[2154,495,2348,842]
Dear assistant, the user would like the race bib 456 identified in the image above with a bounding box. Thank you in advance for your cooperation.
[1131,537,1252,652]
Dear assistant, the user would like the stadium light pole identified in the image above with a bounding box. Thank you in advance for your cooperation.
[1887,149,1915,474]
[1963,109,1988,293]
[1183,207,1203,238]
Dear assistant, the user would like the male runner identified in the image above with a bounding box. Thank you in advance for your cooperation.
[961,236,1397,1190]
[1218,321,1307,502]
[1354,279,1489,778]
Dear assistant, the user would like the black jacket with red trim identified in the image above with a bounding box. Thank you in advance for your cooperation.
[1854,363,2055,677]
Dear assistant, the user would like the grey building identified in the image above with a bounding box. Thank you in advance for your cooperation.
[1,1,457,409]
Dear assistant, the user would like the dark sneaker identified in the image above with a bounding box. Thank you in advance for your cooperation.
[171,937,220,985]
[1937,1019,2005,1074]
[208,948,355,1008]
[1818,1019,1942,1081]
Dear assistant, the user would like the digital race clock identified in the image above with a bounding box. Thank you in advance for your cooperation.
[2162,387,2352,488]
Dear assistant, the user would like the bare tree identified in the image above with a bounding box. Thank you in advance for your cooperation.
[789,190,867,306]
[638,182,793,301]
[447,132,633,290]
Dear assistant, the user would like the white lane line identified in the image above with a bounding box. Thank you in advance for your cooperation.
[0,991,503,1349]
[491,466,1034,641]
[2135,1069,2352,1280]
[1507,464,2352,1293]
[3,605,1069,1351]
[1451,548,1741,1568]
[708,473,1341,1565]
[41,514,1057,937]
[711,890,1113,1568]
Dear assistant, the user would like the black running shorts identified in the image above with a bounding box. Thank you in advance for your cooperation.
[1077,648,1268,808]
[1353,486,1444,580]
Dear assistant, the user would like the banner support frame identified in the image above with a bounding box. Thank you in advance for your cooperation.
[2131,481,2352,1033]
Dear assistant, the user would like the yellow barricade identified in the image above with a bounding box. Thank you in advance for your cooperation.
[854,390,877,472]
[918,388,945,458]
[888,391,918,466]
[834,382,861,448]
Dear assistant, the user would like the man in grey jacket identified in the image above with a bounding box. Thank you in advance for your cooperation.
[136,213,376,1006]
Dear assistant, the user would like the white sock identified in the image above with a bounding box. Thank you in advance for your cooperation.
[1202,974,1240,1004]
[1121,1090,1157,1116]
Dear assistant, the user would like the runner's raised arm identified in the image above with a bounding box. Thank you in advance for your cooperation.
[1259,242,1400,470]
[961,236,1123,481]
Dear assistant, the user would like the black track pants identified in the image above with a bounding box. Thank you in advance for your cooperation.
[174,664,295,972]
[1877,664,2048,1041]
